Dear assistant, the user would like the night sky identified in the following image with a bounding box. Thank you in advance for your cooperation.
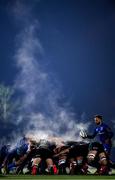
[0,0,115,157]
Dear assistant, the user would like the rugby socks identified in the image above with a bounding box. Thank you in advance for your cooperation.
[31,165,38,175]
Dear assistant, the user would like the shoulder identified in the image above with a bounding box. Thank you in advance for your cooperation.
[101,123,109,128]
[102,123,113,132]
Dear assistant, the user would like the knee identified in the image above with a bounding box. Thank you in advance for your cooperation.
[99,152,107,166]
[32,157,41,166]
[46,158,53,166]
[87,151,96,165]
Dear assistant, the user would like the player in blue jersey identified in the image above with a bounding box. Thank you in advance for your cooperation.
[1,137,29,174]
[80,115,114,155]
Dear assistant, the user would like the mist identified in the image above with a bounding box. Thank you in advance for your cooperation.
[9,0,90,142]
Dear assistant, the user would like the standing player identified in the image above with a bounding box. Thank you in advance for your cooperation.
[80,115,114,156]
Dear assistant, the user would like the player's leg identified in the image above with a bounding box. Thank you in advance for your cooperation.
[87,150,97,166]
[58,155,67,174]
[46,158,54,174]
[69,157,76,174]
[97,152,109,175]
[31,157,42,175]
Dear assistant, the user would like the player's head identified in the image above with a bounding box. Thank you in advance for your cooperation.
[94,115,102,125]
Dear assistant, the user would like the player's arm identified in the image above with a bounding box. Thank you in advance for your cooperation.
[87,129,97,139]
[80,129,97,139]
[105,125,114,139]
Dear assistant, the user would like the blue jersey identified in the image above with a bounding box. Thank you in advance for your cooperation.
[88,123,114,144]
[16,137,29,156]
[8,138,28,158]
[4,137,28,165]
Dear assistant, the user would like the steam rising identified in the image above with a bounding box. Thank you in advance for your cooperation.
[13,20,90,141]
[5,0,91,143]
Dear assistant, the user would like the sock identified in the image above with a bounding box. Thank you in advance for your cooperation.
[31,165,38,175]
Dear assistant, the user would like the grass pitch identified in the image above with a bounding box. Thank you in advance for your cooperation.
[0,175,115,180]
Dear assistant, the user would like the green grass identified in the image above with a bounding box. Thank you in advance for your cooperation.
[0,175,115,180]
